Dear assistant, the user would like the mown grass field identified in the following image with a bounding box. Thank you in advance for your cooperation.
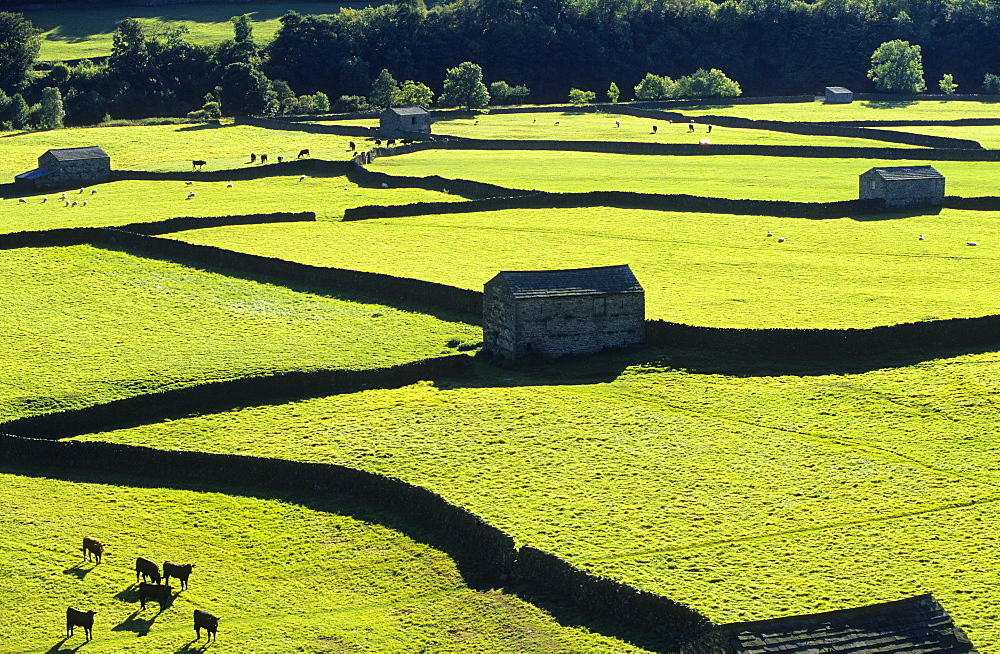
[884,125,1000,149]
[428,111,925,147]
[165,207,1000,328]
[75,347,1000,648]
[677,98,1000,122]
[23,2,372,62]
[0,245,477,421]
[365,149,1000,199]
[0,469,641,653]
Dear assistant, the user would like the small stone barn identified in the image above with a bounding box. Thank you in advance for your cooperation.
[824,86,854,103]
[380,106,431,139]
[483,264,645,361]
[680,594,978,654]
[860,165,945,208]
[15,146,111,190]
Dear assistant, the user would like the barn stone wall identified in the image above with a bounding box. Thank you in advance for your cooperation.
[860,172,945,208]
[35,153,110,189]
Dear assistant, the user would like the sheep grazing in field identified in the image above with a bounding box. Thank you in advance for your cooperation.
[42,196,48,203]
[277,155,284,163]
[82,200,88,206]
[66,608,95,641]
[71,201,78,207]
[65,201,70,207]
[192,159,206,170]
[187,191,195,198]
[185,181,193,186]
[297,148,310,158]
[615,120,620,127]
[298,175,306,182]
[343,186,348,191]
[919,235,925,240]
[17,198,26,203]
[766,231,773,237]
[381,182,389,188]
[194,609,219,641]
[82,536,104,564]
[163,561,195,590]
[968,241,978,246]
[91,188,97,194]
[138,582,172,611]
[777,237,786,243]
[226,183,233,188]
[260,153,268,164]
[136,557,161,584]
[79,188,85,193]
[60,192,66,200]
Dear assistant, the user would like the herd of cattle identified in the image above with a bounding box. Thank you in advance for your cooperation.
[68,536,219,643]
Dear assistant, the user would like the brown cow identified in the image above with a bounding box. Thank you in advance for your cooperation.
[82,537,103,564]
[163,561,194,589]
[135,557,160,584]
[194,609,219,641]
[66,607,95,640]
[138,582,172,611]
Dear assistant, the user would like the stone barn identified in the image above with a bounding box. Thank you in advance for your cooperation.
[824,86,854,103]
[380,106,431,139]
[483,264,645,361]
[679,594,978,654]
[15,146,111,190]
[860,165,945,209]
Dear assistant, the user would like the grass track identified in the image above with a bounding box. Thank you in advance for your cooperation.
[0,470,641,653]
[165,207,1000,328]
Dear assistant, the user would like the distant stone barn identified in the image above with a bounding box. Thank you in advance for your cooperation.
[679,594,978,654]
[380,106,431,139]
[483,265,645,361]
[15,146,111,190]
[824,86,854,103]
[860,165,945,209]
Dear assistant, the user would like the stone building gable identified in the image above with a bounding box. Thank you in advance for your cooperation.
[16,146,112,190]
[825,86,854,103]
[380,106,432,138]
[680,594,978,654]
[495,265,644,299]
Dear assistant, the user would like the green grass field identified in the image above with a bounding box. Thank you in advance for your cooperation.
[22,2,373,62]
[74,347,1000,648]
[0,245,477,421]
[676,99,1000,122]
[164,207,1000,328]
[0,469,641,653]
[883,125,1000,149]
[365,149,1000,199]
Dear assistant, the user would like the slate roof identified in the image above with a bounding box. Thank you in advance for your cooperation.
[866,165,944,181]
[825,86,852,94]
[387,106,429,116]
[488,265,643,299]
[682,594,978,654]
[43,146,110,162]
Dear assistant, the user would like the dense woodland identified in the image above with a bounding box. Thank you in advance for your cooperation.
[2,0,1000,123]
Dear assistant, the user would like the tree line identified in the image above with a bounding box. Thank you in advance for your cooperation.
[1,0,1000,126]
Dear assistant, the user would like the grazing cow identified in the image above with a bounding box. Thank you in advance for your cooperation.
[249,152,257,164]
[82,537,104,564]
[374,139,382,147]
[66,608,95,641]
[554,121,560,125]
[135,557,160,584]
[138,582,172,610]
[652,125,657,133]
[401,139,412,145]
[348,141,356,151]
[192,160,206,170]
[688,123,695,132]
[163,561,194,590]
[17,198,26,203]
[386,139,396,147]
[260,153,268,164]
[297,148,310,158]
[194,609,219,641]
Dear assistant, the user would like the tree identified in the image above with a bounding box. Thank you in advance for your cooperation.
[984,74,1000,95]
[438,62,489,108]
[568,88,596,104]
[634,73,672,100]
[220,63,277,116]
[49,62,70,84]
[607,82,620,103]
[938,74,957,95]
[370,68,398,108]
[38,87,64,129]
[674,69,741,98]
[868,40,925,93]
[0,12,41,92]
[8,92,29,129]
[391,80,433,106]
[313,91,330,112]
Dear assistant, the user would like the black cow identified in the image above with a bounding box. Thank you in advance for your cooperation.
[138,582,172,610]
[66,608,95,640]
[374,139,381,146]
[260,153,268,164]
[297,148,310,158]
[249,152,257,164]
[163,561,194,590]
[194,609,219,641]
[652,125,658,134]
[192,160,206,170]
[82,536,103,564]
[386,139,396,147]
[348,141,356,151]
[135,557,160,584]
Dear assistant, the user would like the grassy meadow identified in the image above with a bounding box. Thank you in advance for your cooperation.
[676,98,1000,123]
[366,149,1000,199]
[0,470,640,653]
[74,347,1000,647]
[165,207,1000,328]
[23,2,373,62]
[0,245,477,421]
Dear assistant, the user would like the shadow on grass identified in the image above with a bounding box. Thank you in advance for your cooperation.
[175,640,210,653]
[847,206,942,221]
[63,564,91,579]
[862,100,920,110]
[112,609,157,636]
[174,123,229,132]
[44,638,85,653]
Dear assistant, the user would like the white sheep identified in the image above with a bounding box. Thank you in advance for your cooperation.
[71,201,78,206]
[42,196,48,203]
[17,198,26,203]
[226,183,233,188]
[777,237,785,243]
[79,188,85,194]
[65,201,70,207]
[615,120,620,127]
[82,200,88,206]
[381,182,389,188]
[343,186,348,191]
[60,192,66,200]
[187,191,196,198]
[967,241,978,246]
[918,235,924,240]
[186,181,193,186]
[766,231,773,237]
[91,189,97,194]
[299,175,306,182]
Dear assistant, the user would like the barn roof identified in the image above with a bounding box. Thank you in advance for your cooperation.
[488,265,643,299]
[865,165,943,181]
[386,106,429,116]
[15,168,55,181]
[683,594,978,654]
[825,86,852,93]
[43,146,110,162]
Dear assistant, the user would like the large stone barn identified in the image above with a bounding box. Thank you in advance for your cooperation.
[483,264,645,361]
[680,594,978,654]
[15,146,111,190]
[380,106,431,138]
[859,165,945,209]
[824,86,854,103]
